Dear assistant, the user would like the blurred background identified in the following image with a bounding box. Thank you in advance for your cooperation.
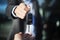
[0,0,12,40]
[0,0,60,40]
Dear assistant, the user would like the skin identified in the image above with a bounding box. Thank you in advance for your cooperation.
[14,32,22,40]
[14,3,30,19]
[14,32,33,40]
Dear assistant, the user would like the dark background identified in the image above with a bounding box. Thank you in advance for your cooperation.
[0,0,60,40]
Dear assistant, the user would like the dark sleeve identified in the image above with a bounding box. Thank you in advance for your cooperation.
[7,19,20,40]
[6,0,21,19]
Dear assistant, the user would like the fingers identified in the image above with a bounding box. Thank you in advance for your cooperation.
[15,8,26,19]
[22,33,33,40]
[19,3,26,9]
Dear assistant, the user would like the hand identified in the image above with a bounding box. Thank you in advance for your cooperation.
[14,32,22,40]
[14,32,35,40]
[14,3,30,19]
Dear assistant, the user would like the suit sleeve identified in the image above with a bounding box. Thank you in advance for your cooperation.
[6,0,21,19]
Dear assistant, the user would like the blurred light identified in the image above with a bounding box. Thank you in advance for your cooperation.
[56,20,60,27]
[45,11,51,20]
[0,4,7,14]
[39,8,43,17]
[37,0,45,6]
[0,0,8,14]
[42,30,46,40]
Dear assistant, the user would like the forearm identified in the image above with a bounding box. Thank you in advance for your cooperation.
[6,5,15,19]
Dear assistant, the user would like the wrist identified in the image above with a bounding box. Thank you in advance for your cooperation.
[12,6,17,17]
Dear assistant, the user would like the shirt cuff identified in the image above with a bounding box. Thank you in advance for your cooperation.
[12,6,17,17]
